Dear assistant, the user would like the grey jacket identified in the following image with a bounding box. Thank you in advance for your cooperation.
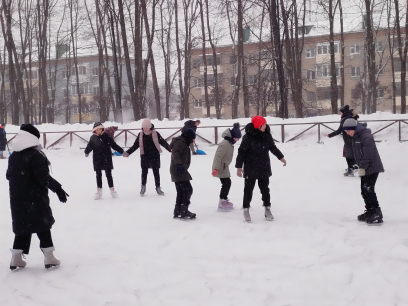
[212,129,235,178]
[352,123,384,175]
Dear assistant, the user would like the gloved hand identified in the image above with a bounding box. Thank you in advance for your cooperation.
[358,168,366,177]
[85,154,89,157]
[212,169,219,176]
[176,164,183,174]
[56,188,69,203]
[122,152,129,157]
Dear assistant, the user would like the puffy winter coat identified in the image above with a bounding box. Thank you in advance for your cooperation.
[84,132,124,171]
[6,130,62,235]
[351,123,384,175]
[169,135,192,182]
[328,110,359,158]
[181,120,198,133]
[212,129,235,178]
[0,126,6,151]
[235,123,284,180]
[126,125,171,169]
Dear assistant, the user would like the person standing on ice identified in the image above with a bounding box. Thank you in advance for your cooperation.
[85,122,128,199]
[0,123,7,159]
[170,128,197,219]
[342,118,384,224]
[212,122,242,211]
[323,105,359,176]
[182,119,200,154]
[7,124,69,270]
[124,118,171,196]
[235,116,286,222]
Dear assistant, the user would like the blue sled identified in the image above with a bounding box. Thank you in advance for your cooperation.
[113,152,122,156]
[195,149,206,155]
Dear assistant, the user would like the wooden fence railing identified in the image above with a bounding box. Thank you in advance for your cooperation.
[5,119,408,149]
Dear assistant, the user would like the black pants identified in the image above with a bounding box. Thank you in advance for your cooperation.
[346,157,356,169]
[96,170,113,188]
[175,181,193,205]
[361,172,379,209]
[141,166,161,187]
[243,178,270,208]
[13,230,54,255]
[219,178,231,200]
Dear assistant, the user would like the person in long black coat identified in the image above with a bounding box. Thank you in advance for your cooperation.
[0,123,6,159]
[170,128,196,219]
[181,119,200,154]
[125,118,171,196]
[7,124,68,270]
[343,118,384,224]
[324,105,360,176]
[235,116,286,222]
[84,122,127,199]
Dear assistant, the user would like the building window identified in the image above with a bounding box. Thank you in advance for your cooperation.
[193,98,203,108]
[230,76,236,86]
[306,48,315,58]
[350,44,360,54]
[92,67,99,76]
[71,85,77,95]
[207,55,220,66]
[62,88,68,97]
[229,55,236,64]
[193,78,202,88]
[375,41,383,52]
[193,58,201,68]
[306,70,316,80]
[317,63,340,78]
[351,89,361,100]
[351,66,360,77]
[247,54,256,65]
[79,66,87,75]
[80,83,88,94]
[317,88,332,100]
[307,91,316,102]
[206,74,222,87]
[377,87,384,98]
[93,86,99,95]
[30,70,38,80]
[317,43,339,55]
[248,74,257,85]
[62,70,69,79]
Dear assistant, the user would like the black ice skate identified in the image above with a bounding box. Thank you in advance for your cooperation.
[344,168,354,177]
[365,207,383,225]
[140,185,146,196]
[179,203,196,220]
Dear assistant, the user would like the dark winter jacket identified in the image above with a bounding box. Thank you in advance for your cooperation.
[235,123,284,179]
[126,125,171,169]
[169,135,192,182]
[0,126,6,151]
[328,110,359,158]
[6,130,62,235]
[351,123,384,175]
[85,132,124,171]
[182,120,198,133]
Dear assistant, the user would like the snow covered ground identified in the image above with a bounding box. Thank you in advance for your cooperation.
[1,115,408,305]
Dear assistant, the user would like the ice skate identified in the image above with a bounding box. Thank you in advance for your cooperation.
[173,204,181,218]
[365,207,383,225]
[110,187,118,198]
[140,185,146,196]
[265,207,274,221]
[344,168,354,177]
[41,247,60,269]
[218,199,233,211]
[155,187,165,196]
[357,206,369,221]
[94,188,102,200]
[179,203,196,220]
[243,208,251,222]
[10,249,26,270]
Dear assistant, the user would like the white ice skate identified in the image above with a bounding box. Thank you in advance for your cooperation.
[41,247,60,269]
[243,208,251,222]
[218,199,233,211]
[10,249,26,270]
[265,207,274,221]
[94,188,102,200]
[110,187,118,198]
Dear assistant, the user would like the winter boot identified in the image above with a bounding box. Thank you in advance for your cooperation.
[41,247,60,269]
[94,188,102,200]
[243,208,251,222]
[156,187,165,196]
[110,187,118,198]
[357,206,369,221]
[344,168,354,177]
[10,249,26,270]
[179,203,196,219]
[265,207,274,221]
[365,207,383,225]
[0,152,6,159]
[140,185,146,196]
[173,204,181,218]
[218,199,233,211]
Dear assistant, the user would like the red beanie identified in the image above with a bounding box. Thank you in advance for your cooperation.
[251,116,267,129]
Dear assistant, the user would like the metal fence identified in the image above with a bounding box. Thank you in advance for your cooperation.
[5,119,408,149]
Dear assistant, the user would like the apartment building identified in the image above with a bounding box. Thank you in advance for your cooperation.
[189,27,407,118]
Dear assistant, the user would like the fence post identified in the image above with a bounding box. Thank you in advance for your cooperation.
[70,132,73,147]
[281,125,285,143]
[399,120,401,142]
[215,127,218,144]
[43,133,46,148]
[125,130,128,147]
[318,123,321,143]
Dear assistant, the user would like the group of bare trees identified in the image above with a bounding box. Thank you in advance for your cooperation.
[0,0,407,125]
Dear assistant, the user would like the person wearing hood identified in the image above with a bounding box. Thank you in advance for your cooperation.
[343,118,384,224]
[0,123,6,159]
[323,105,360,176]
[212,122,242,211]
[235,116,286,222]
[125,118,171,196]
[6,124,69,270]
[169,128,197,219]
[84,122,128,199]
[182,119,201,154]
